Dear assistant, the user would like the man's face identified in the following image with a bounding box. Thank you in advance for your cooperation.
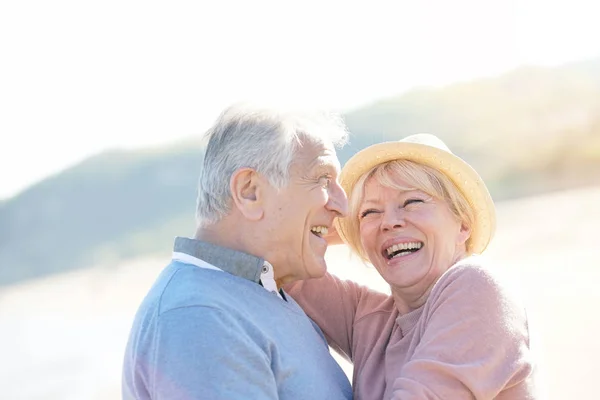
[261,139,347,284]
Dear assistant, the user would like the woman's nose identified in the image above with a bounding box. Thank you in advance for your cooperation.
[381,208,405,231]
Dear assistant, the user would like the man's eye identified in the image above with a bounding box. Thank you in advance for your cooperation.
[404,198,424,207]
[319,175,332,187]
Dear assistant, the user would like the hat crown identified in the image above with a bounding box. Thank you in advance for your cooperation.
[401,133,452,153]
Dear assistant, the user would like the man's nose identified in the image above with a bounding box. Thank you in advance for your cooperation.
[327,181,348,217]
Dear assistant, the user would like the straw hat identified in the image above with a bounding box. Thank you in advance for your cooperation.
[336,133,496,255]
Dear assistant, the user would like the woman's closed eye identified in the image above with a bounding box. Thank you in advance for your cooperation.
[403,198,424,207]
[360,198,424,219]
[359,208,380,219]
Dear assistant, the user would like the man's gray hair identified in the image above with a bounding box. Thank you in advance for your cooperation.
[196,103,349,225]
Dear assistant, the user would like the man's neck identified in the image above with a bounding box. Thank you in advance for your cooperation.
[194,218,260,259]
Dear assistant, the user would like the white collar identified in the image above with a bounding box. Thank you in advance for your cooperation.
[172,252,283,299]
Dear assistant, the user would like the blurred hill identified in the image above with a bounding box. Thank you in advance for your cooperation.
[0,144,200,284]
[1,57,599,286]
[340,57,600,197]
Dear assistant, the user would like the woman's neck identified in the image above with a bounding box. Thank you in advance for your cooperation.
[391,252,469,314]
[391,285,432,315]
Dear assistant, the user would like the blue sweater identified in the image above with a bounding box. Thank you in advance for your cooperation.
[122,261,352,399]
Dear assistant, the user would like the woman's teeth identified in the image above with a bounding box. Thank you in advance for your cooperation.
[386,242,422,258]
[310,226,328,237]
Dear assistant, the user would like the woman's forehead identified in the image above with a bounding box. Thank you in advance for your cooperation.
[365,173,416,192]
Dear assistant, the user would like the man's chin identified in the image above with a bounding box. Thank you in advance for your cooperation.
[305,257,328,279]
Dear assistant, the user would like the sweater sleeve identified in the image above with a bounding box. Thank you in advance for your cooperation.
[284,273,374,360]
[390,265,537,400]
[151,306,278,400]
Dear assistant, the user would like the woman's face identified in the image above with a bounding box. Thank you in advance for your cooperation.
[358,175,470,293]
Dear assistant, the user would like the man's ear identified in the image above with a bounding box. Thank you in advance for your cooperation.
[230,168,264,221]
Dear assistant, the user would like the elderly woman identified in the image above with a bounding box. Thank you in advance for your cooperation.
[285,134,539,399]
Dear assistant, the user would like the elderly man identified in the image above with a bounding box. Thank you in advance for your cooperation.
[122,103,352,399]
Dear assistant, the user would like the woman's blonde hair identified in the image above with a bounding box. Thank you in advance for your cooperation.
[341,159,475,261]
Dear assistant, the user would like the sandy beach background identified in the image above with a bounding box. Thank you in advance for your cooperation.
[1,185,599,399]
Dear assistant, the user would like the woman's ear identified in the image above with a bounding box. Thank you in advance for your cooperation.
[457,222,471,246]
[230,168,264,221]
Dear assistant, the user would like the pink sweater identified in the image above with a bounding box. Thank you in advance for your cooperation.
[286,258,539,399]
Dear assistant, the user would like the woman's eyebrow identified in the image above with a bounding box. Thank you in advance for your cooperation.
[361,198,380,205]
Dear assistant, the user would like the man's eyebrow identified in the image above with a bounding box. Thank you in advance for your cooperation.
[310,157,339,171]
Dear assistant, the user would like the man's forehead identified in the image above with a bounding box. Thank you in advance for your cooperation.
[289,150,340,177]
[311,152,341,169]
[303,143,340,166]
[296,139,339,163]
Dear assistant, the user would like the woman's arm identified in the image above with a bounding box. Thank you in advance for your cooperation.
[285,273,362,359]
[390,264,538,399]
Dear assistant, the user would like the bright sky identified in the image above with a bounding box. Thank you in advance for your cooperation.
[1,0,599,200]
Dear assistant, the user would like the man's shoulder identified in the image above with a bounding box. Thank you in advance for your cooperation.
[156,262,255,314]
[133,261,308,337]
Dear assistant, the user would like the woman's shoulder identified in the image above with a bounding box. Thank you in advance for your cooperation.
[432,255,526,309]
[422,256,531,345]
[440,255,505,285]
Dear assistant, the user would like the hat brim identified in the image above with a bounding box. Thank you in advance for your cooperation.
[335,141,496,255]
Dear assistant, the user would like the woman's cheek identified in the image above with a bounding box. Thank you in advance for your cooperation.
[359,222,375,246]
